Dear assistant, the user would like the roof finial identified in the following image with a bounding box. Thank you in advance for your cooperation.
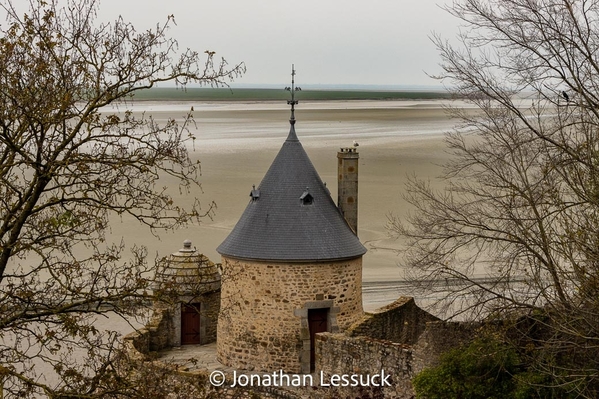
[285,64,301,125]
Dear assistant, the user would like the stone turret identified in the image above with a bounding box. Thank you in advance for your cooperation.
[216,67,366,374]
[154,240,221,346]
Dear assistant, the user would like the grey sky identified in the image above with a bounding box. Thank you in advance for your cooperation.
[97,0,458,87]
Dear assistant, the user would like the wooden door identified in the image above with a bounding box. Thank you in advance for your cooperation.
[181,303,201,345]
[308,308,328,372]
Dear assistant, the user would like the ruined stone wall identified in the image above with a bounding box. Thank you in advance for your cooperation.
[348,296,439,345]
[310,297,479,398]
[148,307,175,351]
[310,297,439,399]
[123,308,173,356]
[412,320,478,373]
[217,256,363,373]
[124,328,150,359]
[315,332,414,399]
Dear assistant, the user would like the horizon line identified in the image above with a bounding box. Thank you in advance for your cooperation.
[153,83,448,91]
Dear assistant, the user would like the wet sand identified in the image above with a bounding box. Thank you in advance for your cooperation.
[109,100,461,310]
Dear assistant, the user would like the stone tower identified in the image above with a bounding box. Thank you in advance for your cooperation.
[216,67,366,374]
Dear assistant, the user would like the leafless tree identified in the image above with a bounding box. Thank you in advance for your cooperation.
[0,0,244,397]
[388,0,599,396]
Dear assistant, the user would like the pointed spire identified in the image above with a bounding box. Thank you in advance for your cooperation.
[284,65,301,142]
[286,123,299,142]
[285,64,301,126]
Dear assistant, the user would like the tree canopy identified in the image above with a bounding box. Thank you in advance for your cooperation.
[389,0,599,396]
[0,0,244,397]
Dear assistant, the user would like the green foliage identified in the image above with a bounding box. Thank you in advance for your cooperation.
[511,371,564,399]
[413,336,578,399]
[413,337,520,399]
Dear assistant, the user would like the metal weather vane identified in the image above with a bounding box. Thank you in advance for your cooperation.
[285,64,301,124]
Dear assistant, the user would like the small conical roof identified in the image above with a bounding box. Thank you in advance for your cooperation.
[217,125,366,262]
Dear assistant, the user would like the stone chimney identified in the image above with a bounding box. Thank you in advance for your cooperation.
[337,147,359,234]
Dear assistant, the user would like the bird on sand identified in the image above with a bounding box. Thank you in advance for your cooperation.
[353,140,359,147]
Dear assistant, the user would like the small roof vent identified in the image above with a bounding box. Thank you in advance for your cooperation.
[250,184,260,202]
[299,187,313,205]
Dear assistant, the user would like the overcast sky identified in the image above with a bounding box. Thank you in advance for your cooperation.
[95,0,458,87]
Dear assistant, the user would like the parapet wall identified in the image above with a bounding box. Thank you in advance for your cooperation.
[412,319,479,373]
[348,296,440,344]
[314,296,477,399]
[315,332,414,399]
[313,297,436,399]
[123,307,173,357]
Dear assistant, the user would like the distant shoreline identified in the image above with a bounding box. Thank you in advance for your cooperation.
[131,87,453,102]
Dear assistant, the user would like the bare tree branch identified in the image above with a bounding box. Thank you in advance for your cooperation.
[0,0,244,397]
[392,0,599,396]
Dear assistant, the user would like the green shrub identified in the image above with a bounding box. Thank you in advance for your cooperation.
[413,337,519,399]
[413,336,578,399]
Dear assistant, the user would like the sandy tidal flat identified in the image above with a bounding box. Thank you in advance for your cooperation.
[108,100,462,310]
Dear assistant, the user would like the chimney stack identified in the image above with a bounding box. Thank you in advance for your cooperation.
[337,147,359,235]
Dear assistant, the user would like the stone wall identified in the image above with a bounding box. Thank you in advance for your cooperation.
[348,296,439,345]
[123,294,479,399]
[315,333,414,399]
[123,328,150,360]
[311,297,438,399]
[122,338,303,399]
[123,307,173,357]
[412,320,478,373]
[217,256,364,374]
[201,290,221,344]
[147,307,175,351]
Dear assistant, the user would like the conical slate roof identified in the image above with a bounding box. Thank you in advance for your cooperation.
[217,125,366,262]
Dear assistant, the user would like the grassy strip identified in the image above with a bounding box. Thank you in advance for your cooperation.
[131,87,451,101]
